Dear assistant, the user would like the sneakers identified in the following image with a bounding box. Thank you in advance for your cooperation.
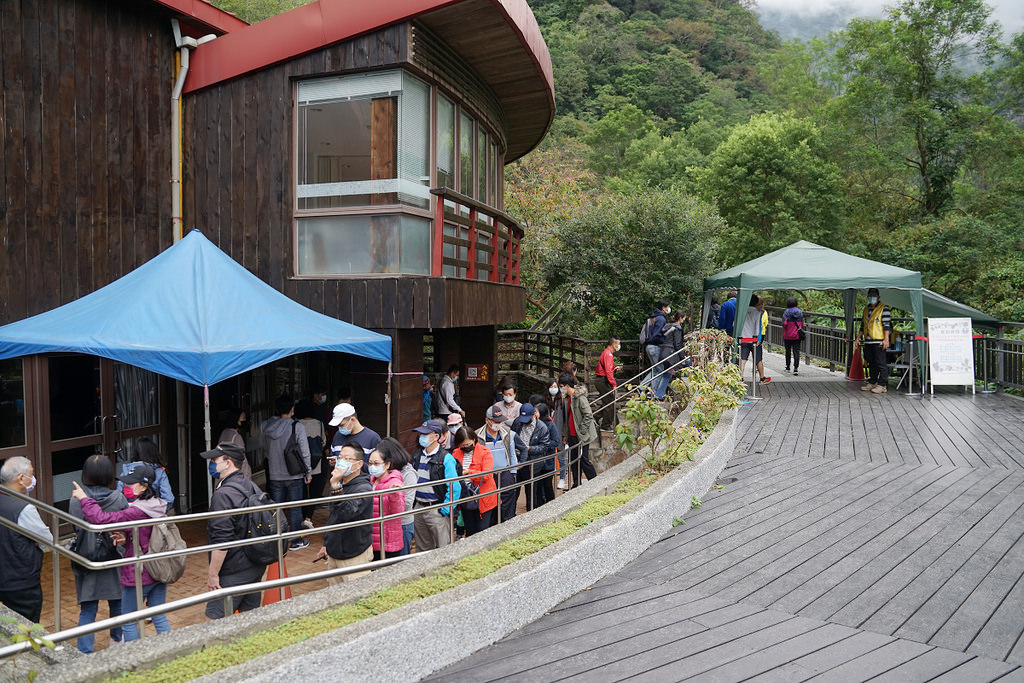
[557,478,567,490]
[761,377,772,384]
[860,383,877,391]
[289,538,310,551]
[301,519,315,531]
[871,385,888,394]
[793,370,799,376]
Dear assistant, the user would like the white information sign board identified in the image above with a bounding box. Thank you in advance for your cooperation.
[927,317,975,388]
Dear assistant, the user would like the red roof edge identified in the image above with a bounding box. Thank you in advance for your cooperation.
[150,0,249,34]
[183,0,551,99]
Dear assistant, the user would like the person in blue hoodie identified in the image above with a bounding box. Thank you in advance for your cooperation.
[642,299,671,391]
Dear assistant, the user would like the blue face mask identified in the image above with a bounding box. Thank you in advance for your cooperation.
[208,461,221,480]
[338,426,352,436]
[368,464,385,478]
[419,434,433,448]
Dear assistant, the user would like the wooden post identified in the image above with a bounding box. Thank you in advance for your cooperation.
[467,209,477,280]
[490,222,501,282]
[432,195,444,277]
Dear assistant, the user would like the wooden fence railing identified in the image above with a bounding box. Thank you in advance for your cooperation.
[431,188,521,284]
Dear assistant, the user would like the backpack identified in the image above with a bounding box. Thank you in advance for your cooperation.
[144,521,188,584]
[223,480,288,566]
[283,420,306,476]
[307,432,324,470]
[639,318,651,345]
[70,527,120,563]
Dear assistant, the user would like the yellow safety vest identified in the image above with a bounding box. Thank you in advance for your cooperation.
[863,303,886,341]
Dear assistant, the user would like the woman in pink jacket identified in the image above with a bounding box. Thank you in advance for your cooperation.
[71,464,171,641]
[368,444,406,560]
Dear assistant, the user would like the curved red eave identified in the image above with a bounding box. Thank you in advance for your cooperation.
[150,0,248,34]
[184,0,552,92]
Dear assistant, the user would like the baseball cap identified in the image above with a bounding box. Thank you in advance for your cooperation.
[446,414,464,427]
[517,403,536,423]
[329,402,356,426]
[413,419,445,435]
[200,442,246,465]
[118,464,156,486]
[485,403,505,421]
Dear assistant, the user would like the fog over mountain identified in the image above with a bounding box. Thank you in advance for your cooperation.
[754,0,1024,40]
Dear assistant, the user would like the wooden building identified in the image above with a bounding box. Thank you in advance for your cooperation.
[0,0,553,510]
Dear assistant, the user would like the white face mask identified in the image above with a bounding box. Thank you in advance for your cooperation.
[24,474,36,493]
[503,395,515,404]
[368,464,385,478]
[548,386,559,396]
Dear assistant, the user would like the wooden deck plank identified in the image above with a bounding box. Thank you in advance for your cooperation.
[927,657,1022,682]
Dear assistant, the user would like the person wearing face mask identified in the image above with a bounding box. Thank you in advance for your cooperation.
[367,447,405,561]
[553,374,598,489]
[72,465,171,640]
[857,287,892,394]
[201,443,269,618]
[593,337,621,431]
[475,404,528,522]
[496,383,522,427]
[445,413,465,450]
[437,364,465,420]
[118,437,175,512]
[641,299,672,391]
[328,402,381,465]
[511,403,551,511]
[317,443,374,583]
[0,456,53,623]
[451,428,497,536]
[411,419,461,550]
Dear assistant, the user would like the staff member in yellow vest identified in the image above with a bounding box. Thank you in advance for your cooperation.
[857,287,892,394]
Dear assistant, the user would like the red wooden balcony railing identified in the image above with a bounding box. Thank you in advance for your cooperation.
[430,187,522,284]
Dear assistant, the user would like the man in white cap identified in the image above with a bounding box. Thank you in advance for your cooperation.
[328,402,381,465]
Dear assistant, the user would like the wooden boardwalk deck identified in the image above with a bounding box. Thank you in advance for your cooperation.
[428,379,1024,682]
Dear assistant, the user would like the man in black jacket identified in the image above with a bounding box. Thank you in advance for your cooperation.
[203,443,267,619]
[316,443,373,585]
[0,456,52,623]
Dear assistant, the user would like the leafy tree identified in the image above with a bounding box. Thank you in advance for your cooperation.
[584,105,659,176]
[698,112,844,265]
[824,0,1002,217]
[540,189,723,337]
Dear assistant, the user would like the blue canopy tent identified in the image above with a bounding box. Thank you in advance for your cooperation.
[0,230,392,497]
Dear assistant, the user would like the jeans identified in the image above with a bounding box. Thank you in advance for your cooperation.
[400,522,414,556]
[77,599,122,653]
[557,447,568,480]
[642,344,661,389]
[121,583,170,641]
[268,478,305,537]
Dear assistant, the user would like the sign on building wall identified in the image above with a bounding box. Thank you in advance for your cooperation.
[464,364,489,382]
[927,318,975,387]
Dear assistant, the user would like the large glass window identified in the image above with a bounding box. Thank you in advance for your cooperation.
[459,112,474,197]
[297,71,430,210]
[477,130,488,203]
[297,215,431,275]
[0,359,25,448]
[436,95,455,190]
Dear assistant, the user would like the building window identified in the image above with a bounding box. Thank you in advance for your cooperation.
[436,95,455,190]
[0,358,25,449]
[459,112,474,197]
[297,214,431,275]
[296,71,430,211]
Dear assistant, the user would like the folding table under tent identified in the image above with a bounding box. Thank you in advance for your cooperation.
[0,230,392,498]
[702,240,1000,394]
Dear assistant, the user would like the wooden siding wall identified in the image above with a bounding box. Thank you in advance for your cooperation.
[0,0,174,324]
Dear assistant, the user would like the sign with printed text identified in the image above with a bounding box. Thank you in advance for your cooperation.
[464,364,488,382]
[927,318,975,386]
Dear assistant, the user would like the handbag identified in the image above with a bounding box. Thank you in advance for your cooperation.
[798,326,806,341]
[283,421,307,475]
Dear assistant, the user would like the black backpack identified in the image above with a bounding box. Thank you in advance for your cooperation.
[283,420,306,475]
[223,481,288,566]
[307,432,324,470]
[427,450,477,504]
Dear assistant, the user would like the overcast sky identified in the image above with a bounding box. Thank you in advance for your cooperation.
[754,0,1024,40]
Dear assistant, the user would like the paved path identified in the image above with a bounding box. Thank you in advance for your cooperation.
[428,360,1024,682]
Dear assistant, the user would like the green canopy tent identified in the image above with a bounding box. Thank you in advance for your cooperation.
[702,241,1000,391]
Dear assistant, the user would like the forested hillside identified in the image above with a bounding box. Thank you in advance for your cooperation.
[212,0,1024,335]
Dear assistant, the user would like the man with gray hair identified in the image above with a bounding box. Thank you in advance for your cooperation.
[0,456,53,622]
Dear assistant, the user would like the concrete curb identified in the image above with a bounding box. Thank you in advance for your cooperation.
[42,408,735,683]
[206,409,737,683]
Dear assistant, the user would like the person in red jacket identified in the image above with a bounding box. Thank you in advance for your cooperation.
[593,337,621,431]
[452,427,498,535]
